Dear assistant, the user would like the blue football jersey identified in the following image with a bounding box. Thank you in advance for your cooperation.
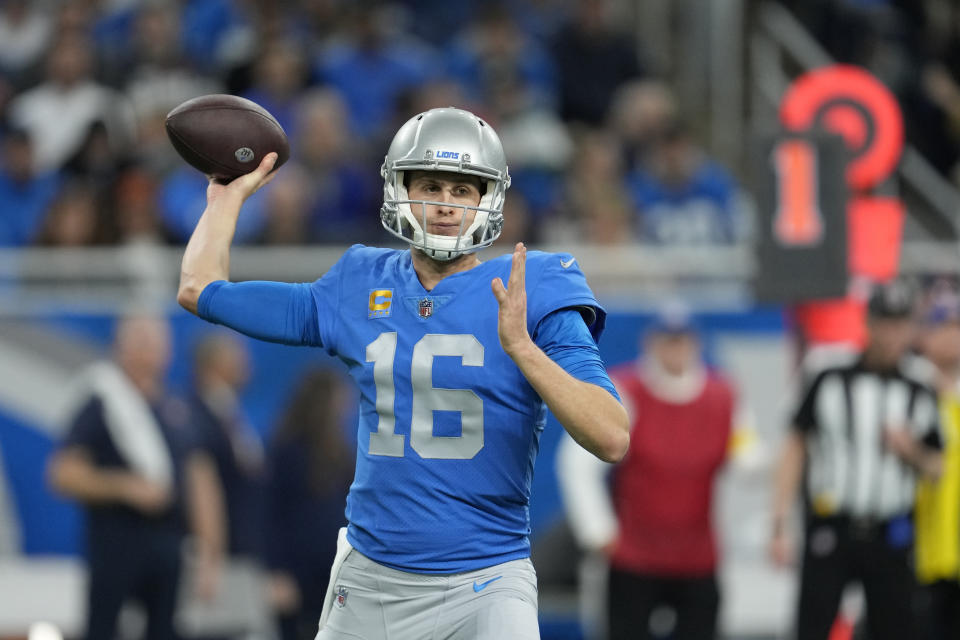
[309,245,606,573]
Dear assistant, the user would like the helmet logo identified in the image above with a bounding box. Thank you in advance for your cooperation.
[436,150,459,159]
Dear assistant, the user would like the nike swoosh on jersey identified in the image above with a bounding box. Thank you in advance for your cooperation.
[560,257,576,269]
[472,576,503,592]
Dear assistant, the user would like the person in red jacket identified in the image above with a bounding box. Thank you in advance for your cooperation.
[559,304,738,640]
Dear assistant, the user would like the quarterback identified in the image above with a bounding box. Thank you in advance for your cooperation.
[178,107,629,639]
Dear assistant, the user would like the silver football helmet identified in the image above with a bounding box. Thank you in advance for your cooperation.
[380,107,511,261]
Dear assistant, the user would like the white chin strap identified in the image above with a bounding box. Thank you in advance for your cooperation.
[413,227,476,261]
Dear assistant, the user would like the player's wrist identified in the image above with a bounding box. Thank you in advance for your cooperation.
[207,190,245,214]
[504,337,538,361]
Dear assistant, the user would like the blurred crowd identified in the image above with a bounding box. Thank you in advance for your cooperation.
[4,1,960,251]
[0,0,748,249]
[785,0,960,186]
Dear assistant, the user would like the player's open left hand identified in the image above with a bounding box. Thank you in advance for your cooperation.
[492,242,533,358]
[206,152,279,205]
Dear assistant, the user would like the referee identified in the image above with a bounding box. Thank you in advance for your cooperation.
[770,281,943,640]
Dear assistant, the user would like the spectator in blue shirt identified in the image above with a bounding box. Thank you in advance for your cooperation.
[629,122,741,246]
[180,0,242,69]
[446,3,558,111]
[160,167,269,244]
[291,88,381,244]
[241,40,311,138]
[0,128,60,245]
[313,3,439,139]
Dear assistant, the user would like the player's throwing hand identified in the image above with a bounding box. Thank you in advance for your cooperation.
[206,152,279,205]
[492,242,533,358]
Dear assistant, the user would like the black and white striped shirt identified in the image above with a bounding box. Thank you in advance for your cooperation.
[792,354,942,519]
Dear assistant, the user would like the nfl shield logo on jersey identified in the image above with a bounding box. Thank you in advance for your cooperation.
[335,585,348,608]
[418,297,434,318]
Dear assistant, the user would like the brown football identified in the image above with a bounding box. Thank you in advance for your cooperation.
[165,94,290,182]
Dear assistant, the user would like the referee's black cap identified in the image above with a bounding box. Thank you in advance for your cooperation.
[867,280,916,319]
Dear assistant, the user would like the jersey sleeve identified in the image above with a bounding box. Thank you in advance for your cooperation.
[198,280,322,346]
[197,247,357,348]
[528,252,606,342]
[533,308,620,401]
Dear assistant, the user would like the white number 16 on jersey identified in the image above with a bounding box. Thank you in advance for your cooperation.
[366,332,484,460]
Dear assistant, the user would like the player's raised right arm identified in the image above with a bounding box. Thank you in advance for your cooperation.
[176,153,325,347]
[177,153,278,314]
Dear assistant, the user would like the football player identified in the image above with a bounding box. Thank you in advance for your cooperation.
[177,107,629,639]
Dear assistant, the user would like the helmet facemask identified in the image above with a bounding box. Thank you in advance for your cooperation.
[380,169,506,261]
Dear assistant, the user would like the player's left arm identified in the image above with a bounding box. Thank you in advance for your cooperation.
[492,243,629,463]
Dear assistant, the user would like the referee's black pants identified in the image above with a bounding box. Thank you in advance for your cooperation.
[796,516,914,640]
[915,580,960,640]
